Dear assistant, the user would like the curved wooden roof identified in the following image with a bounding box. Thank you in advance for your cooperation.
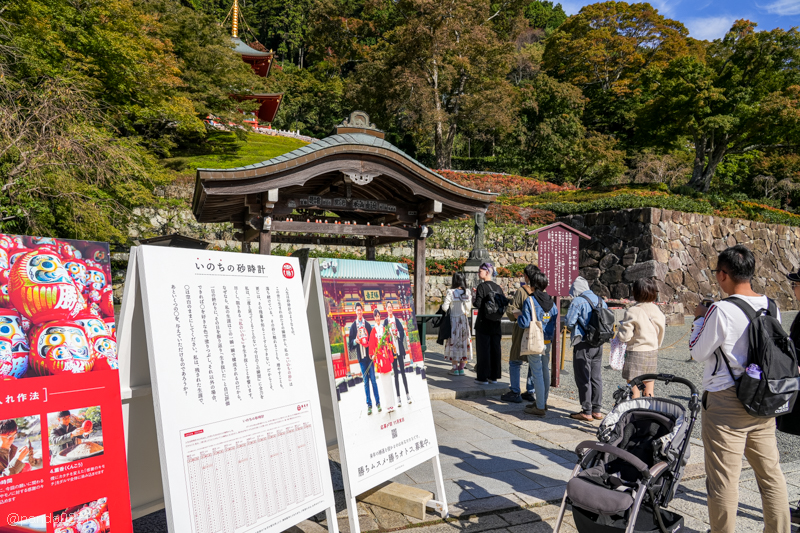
[192,131,497,225]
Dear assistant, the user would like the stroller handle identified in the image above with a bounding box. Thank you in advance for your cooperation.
[630,373,698,396]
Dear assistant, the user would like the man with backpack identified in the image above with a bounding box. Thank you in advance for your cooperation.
[689,245,792,533]
[472,262,506,385]
[566,276,612,421]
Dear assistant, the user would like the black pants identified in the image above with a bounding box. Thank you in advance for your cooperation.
[573,341,603,414]
[393,353,409,397]
[475,332,502,382]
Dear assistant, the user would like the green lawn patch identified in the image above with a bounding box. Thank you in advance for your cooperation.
[166,131,309,172]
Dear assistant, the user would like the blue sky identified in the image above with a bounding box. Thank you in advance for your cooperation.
[559,0,800,40]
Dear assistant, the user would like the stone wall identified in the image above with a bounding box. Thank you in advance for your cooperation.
[425,275,520,309]
[558,208,800,323]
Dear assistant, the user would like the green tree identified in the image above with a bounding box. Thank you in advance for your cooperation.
[0,76,170,241]
[562,132,626,187]
[268,62,345,137]
[544,1,691,142]
[524,1,566,32]
[504,73,586,176]
[640,21,800,192]
[349,0,524,168]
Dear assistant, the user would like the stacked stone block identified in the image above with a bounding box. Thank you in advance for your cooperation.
[558,208,800,324]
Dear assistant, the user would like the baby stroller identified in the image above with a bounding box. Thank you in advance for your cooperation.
[554,374,701,533]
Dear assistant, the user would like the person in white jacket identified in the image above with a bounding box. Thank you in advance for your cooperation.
[688,245,789,533]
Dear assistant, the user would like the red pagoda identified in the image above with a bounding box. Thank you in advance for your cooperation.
[228,0,283,124]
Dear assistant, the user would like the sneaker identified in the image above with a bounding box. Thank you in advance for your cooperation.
[521,392,535,402]
[525,406,546,417]
[500,392,523,403]
[377,404,382,412]
[407,394,413,404]
[474,379,489,385]
[367,406,373,415]
[457,370,465,376]
[448,369,459,376]
[397,397,403,406]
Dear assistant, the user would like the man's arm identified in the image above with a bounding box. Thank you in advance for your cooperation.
[348,323,357,349]
[50,427,77,447]
[397,318,406,343]
[689,305,726,362]
[566,300,582,333]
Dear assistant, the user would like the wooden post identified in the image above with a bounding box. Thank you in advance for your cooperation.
[259,230,272,255]
[414,236,426,316]
[242,241,251,253]
[551,296,561,387]
[366,238,376,261]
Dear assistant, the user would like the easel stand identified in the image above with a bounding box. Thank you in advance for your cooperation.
[303,259,449,533]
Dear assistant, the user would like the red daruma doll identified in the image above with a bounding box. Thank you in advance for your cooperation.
[28,321,94,375]
[9,250,86,324]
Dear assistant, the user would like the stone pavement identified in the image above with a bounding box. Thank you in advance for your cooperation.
[290,387,719,533]
[134,345,795,533]
[291,390,800,533]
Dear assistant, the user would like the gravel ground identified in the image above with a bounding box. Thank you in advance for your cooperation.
[495,311,800,463]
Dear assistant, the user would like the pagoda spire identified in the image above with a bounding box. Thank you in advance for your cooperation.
[232,0,239,38]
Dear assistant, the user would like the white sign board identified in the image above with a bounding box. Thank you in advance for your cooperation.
[133,246,336,533]
[306,258,447,532]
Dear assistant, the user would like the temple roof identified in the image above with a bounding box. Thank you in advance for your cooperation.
[231,37,273,58]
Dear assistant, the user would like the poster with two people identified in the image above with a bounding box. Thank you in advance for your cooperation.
[319,259,439,496]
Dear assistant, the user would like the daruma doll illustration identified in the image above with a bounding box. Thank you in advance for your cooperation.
[28,321,94,375]
[0,336,27,378]
[9,250,86,324]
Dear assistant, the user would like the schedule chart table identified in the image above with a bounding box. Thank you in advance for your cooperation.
[181,403,323,533]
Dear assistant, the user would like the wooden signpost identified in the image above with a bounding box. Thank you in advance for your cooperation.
[528,222,591,387]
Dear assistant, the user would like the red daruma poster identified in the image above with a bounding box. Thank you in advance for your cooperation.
[0,235,131,533]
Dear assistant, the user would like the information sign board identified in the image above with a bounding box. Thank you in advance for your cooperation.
[130,246,335,533]
[0,234,131,533]
[305,258,448,533]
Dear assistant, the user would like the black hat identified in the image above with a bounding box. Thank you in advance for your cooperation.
[787,270,800,283]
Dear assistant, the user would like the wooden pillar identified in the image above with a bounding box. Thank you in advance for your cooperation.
[259,215,272,255]
[414,236,426,316]
[242,241,251,253]
[258,189,278,256]
[551,296,561,388]
[259,229,272,255]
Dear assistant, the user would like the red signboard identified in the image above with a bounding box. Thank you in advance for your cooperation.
[537,226,580,297]
[0,234,131,533]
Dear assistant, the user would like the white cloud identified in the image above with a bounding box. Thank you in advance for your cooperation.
[684,15,736,41]
[760,0,800,15]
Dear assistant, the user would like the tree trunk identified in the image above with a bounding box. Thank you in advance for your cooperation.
[688,133,727,192]
[435,123,453,168]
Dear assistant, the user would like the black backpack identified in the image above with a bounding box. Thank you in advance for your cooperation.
[483,287,508,322]
[714,297,800,418]
[579,294,615,347]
